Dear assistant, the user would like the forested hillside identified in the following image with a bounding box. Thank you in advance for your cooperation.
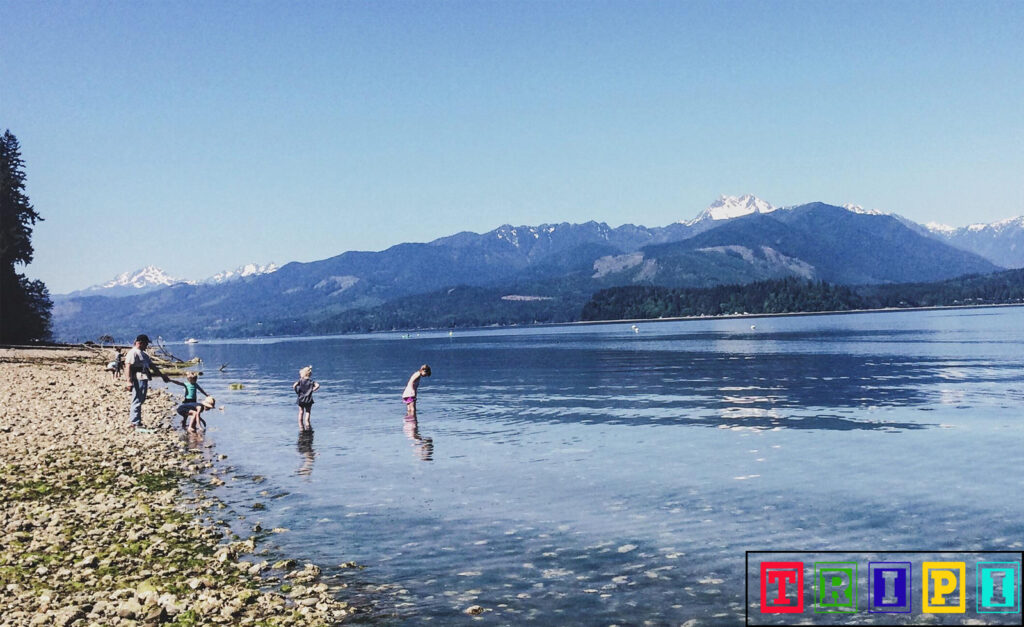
[581,269,1024,322]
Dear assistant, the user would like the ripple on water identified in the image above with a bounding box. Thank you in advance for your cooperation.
[194,309,1024,623]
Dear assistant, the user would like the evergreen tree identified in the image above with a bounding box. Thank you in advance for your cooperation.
[0,130,52,343]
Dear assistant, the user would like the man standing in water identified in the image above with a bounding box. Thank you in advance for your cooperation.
[124,334,169,430]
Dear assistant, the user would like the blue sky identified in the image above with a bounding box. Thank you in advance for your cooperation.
[2,0,1022,293]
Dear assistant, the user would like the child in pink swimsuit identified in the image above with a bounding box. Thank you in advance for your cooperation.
[403,364,431,417]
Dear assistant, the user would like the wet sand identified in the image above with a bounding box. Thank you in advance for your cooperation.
[0,347,353,625]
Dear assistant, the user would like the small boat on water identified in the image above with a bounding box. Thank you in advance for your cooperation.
[185,338,199,344]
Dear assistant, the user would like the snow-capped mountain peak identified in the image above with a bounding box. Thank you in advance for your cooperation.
[921,215,1024,268]
[65,262,280,297]
[492,222,613,249]
[203,262,279,284]
[101,266,180,290]
[925,222,957,235]
[842,203,885,216]
[60,266,186,298]
[927,216,1024,237]
[684,194,776,225]
[972,216,1024,233]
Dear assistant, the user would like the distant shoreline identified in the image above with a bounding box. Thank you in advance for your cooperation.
[568,301,1024,328]
[42,302,1024,347]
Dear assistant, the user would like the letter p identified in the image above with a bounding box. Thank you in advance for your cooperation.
[931,571,957,604]
[923,562,966,613]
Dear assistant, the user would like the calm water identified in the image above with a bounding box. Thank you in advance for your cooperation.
[169,307,1024,624]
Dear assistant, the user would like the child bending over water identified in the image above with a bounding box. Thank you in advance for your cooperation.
[176,396,216,432]
[403,364,431,417]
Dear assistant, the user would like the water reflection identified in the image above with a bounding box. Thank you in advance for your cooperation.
[184,430,207,451]
[297,430,316,476]
[699,411,931,431]
[446,352,1012,431]
[185,309,1024,625]
[403,417,434,461]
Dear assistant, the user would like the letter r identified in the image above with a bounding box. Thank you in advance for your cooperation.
[823,570,851,605]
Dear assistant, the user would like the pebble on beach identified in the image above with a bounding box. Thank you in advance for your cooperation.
[0,347,353,626]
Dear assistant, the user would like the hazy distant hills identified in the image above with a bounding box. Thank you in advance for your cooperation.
[52,198,1010,341]
[927,218,1024,269]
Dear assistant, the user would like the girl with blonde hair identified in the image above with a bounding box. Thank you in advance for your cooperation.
[293,365,320,431]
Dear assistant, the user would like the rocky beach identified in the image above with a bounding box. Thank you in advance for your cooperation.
[0,347,353,626]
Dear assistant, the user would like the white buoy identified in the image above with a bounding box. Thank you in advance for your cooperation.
[750,324,757,330]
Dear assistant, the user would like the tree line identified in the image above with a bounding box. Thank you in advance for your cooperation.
[278,269,1024,335]
[580,272,1024,322]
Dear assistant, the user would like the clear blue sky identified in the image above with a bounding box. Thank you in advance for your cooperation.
[2,0,1022,293]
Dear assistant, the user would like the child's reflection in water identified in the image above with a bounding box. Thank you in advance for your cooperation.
[297,429,316,476]
[184,429,206,451]
[403,416,433,462]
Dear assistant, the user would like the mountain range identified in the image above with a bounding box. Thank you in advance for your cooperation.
[52,196,1021,341]
[927,218,1024,269]
[60,263,280,298]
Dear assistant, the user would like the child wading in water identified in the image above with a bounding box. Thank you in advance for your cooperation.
[293,366,320,431]
[177,396,216,432]
[403,364,431,417]
[168,372,209,426]
[167,372,207,411]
